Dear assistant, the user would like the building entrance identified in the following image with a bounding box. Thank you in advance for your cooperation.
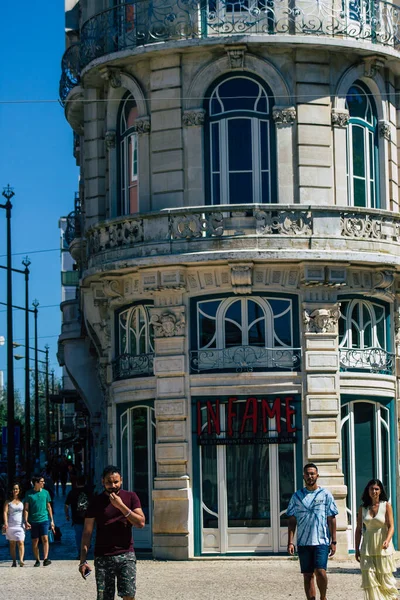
[341,399,393,550]
[197,397,298,554]
[120,404,155,549]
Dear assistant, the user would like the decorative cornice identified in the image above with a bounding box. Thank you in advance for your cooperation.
[379,120,391,141]
[225,44,247,69]
[105,130,116,150]
[230,262,253,294]
[182,109,205,127]
[331,109,349,128]
[133,117,151,135]
[303,305,341,334]
[272,106,296,126]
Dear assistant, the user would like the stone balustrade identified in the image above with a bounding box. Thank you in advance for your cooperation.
[83,205,400,267]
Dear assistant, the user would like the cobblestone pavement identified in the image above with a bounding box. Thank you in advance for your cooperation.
[1,490,399,599]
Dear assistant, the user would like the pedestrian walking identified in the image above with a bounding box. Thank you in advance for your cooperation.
[286,463,338,600]
[78,465,145,600]
[23,475,55,567]
[65,474,92,559]
[355,479,397,600]
[2,482,25,566]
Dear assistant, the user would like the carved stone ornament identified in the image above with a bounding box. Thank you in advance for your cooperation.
[150,310,185,337]
[225,44,247,69]
[99,67,122,88]
[303,306,341,334]
[372,270,394,291]
[394,301,400,343]
[272,106,296,126]
[363,57,385,78]
[134,117,150,134]
[331,109,349,128]
[182,109,206,127]
[230,263,253,294]
[102,279,123,298]
[379,120,391,141]
[105,130,116,150]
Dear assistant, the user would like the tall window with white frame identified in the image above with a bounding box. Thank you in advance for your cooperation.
[205,76,276,204]
[118,92,139,215]
[338,299,392,374]
[114,303,154,379]
[346,82,379,208]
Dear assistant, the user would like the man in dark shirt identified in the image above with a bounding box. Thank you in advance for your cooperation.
[78,465,145,600]
[65,474,92,559]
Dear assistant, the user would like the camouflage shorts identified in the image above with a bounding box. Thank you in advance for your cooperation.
[94,552,136,600]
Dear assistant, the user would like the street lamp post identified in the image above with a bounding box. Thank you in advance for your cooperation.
[1,184,15,483]
[32,299,39,462]
[45,345,50,453]
[22,257,31,479]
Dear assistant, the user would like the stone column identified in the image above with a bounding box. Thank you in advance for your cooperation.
[272,106,296,203]
[296,50,334,205]
[149,292,191,559]
[182,109,205,206]
[150,55,184,210]
[83,87,107,227]
[302,299,348,558]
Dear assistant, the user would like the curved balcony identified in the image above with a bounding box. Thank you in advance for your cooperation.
[190,346,302,373]
[112,352,155,379]
[85,204,400,269]
[60,43,81,105]
[74,0,400,71]
[339,347,395,375]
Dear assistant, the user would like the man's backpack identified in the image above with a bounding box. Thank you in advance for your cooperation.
[76,490,89,518]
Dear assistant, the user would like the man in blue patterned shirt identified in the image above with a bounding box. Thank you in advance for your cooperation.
[286,463,338,600]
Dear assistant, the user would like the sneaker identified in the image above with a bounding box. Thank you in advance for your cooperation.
[43,559,52,566]
[34,560,40,567]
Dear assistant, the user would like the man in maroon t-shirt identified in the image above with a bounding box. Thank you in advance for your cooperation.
[78,465,145,600]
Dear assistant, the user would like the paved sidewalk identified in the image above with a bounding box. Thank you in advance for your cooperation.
[1,491,399,599]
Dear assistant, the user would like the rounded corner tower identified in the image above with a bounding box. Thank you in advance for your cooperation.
[59,0,400,559]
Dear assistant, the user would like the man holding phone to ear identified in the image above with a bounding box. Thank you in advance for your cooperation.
[78,465,145,600]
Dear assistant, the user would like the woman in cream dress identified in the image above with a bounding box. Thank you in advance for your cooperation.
[2,483,25,566]
[355,479,398,600]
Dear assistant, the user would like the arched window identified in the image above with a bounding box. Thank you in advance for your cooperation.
[192,296,299,372]
[118,92,138,215]
[206,76,276,205]
[346,83,379,208]
[339,299,392,373]
[114,303,154,379]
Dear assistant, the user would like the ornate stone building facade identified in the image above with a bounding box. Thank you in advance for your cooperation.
[59,0,400,558]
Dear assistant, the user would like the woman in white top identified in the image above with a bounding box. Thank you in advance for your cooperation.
[355,479,397,600]
[2,482,25,566]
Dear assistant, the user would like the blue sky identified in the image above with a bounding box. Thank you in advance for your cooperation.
[0,3,79,393]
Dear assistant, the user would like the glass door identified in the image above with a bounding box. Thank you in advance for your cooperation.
[120,405,155,548]
[341,400,392,550]
[200,402,296,553]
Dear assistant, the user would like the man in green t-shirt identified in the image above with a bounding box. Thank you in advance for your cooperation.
[24,475,55,567]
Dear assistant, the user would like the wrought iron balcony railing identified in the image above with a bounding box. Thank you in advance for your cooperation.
[65,193,83,246]
[190,346,302,373]
[113,352,155,380]
[339,347,395,375]
[59,43,81,104]
[60,1,400,101]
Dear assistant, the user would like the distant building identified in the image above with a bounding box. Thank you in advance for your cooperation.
[59,0,400,558]
[56,212,90,473]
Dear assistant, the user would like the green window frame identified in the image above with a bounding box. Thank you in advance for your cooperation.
[346,82,379,208]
